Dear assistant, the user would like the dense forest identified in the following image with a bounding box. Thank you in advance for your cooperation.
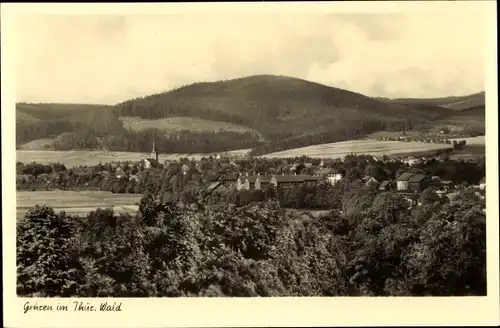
[17,185,486,297]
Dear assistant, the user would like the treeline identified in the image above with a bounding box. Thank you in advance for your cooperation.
[51,128,262,153]
[17,186,486,297]
[16,119,85,145]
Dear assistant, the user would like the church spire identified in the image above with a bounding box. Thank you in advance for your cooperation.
[151,139,158,161]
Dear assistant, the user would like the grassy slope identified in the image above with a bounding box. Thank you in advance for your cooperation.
[119,116,263,139]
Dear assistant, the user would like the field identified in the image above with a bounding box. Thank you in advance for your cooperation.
[450,136,485,145]
[16,190,142,218]
[262,138,454,159]
[119,116,262,137]
[18,138,54,150]
[16,149,251,167]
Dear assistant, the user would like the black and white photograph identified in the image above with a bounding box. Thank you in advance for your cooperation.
[2,1,499,327]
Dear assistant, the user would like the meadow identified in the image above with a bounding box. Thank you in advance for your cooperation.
[119,116,262,136]
[16,190,142,218]
[262,138,454,159]
[16,148,251,167]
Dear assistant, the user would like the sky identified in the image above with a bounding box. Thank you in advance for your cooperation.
[13,4,489,105]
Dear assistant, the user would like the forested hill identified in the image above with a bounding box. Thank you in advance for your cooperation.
[115,75,443,135]
[16,75,485,155]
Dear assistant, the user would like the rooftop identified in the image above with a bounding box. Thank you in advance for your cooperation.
[273,174,320,183]
[408,174,426,183]
[397,172,414,181]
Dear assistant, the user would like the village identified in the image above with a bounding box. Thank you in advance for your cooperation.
[16,139,486,213]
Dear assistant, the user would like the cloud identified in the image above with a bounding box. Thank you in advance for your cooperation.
[14,7,487,104]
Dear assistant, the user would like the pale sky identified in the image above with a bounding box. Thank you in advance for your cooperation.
[13,5,488,105]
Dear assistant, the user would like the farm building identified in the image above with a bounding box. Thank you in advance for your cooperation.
[396,172,414,191]
[271,174,320,188]
[231,173,320,191]
[408,174,431,193]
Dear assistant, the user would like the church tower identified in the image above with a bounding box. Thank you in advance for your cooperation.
[151,139,158,162]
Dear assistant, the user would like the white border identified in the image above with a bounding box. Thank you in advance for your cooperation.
[2,2,499,327]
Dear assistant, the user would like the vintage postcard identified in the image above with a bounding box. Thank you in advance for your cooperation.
[2,1,499,327]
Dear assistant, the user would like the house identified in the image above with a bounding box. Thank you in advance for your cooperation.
[270,174,320,188]
[100,171,112,180]
[379,180,394,191]
[403,156,421,166]
[436,190,447,198]
[430,176,442,188]
[313,168,343,185]
[408,174,430,193]
[129,174,141,182]
[181,164,190,175]
[202,181,229,198]
[207,173,240,190]
[255,175,273,190]
[396,172,414,191]
[143,158,159,169]
[441,180,454,191]
[365,176,379,188]
[234,174,274,191]
[479,177,486,190]
[115,167,127,179]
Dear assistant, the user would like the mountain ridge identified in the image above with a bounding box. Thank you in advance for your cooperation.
[16,74,485,155]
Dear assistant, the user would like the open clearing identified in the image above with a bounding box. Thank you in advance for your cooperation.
[119,116,261,136]
[18,138,54,150]
[262,139,456,159]
[16,148,251,167]
[16,190,142,218]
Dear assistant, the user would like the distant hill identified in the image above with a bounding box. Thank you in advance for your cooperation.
[16,75,485,155]
[441,92,485,111]
[16,103,112,123]
[112,75,444,154]
[378,91,485,111]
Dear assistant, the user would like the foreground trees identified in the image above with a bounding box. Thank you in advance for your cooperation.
[17,191,486,297]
